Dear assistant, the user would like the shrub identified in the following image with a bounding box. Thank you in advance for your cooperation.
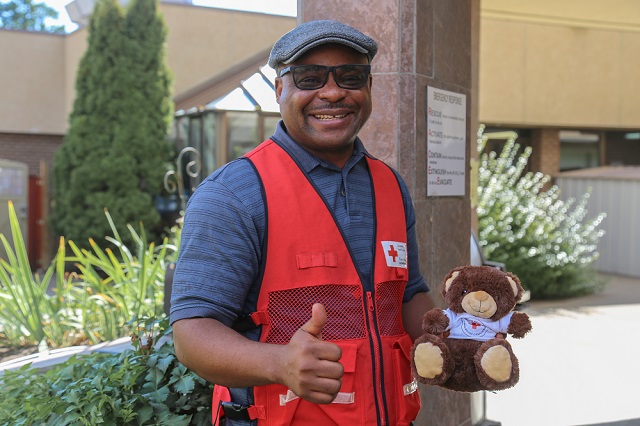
[0,202,175,349]
[476,126,606,299]
[66,209,171,343]
[0,201,82,348]
[0,318,213,425]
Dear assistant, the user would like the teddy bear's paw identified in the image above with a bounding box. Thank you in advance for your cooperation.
[411,336,454,386]
[414,342,445,380]
[481,345,512,382]
[475,339,519,390]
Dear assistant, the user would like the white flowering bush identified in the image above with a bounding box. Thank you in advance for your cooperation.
[476,126,606,299]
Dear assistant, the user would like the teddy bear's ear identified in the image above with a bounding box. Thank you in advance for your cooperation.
[506,276,519,297]
[444,271,460,293]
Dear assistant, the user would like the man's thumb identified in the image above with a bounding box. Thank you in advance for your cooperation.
[301,303,327,339]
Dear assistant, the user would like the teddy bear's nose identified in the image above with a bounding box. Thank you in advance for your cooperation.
[474,291,490,302]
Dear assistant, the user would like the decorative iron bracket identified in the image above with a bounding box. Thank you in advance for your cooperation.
[164,147,202,211]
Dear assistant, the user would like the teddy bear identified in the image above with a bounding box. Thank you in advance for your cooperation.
[410,265,532,392]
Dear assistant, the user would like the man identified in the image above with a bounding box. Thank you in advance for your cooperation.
[170,20,435,426]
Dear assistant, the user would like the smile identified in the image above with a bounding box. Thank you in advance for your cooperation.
[314,114,347,120]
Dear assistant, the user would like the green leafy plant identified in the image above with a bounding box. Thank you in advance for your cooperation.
[66,209,170,343]
[0,202,177,349]
[0,317,213,425]
[0,201,83,348]
[164,216,182,264]
[476,126,606,299]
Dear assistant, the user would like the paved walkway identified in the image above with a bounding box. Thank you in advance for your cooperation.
[485,273,640,426]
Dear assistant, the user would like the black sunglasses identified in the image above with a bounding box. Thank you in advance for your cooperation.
[279,64,371,90]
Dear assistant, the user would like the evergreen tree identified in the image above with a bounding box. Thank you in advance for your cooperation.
[52,0,173,250]
[0,0,65,33]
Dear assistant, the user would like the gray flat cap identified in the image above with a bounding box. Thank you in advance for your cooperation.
[268,20,378,69]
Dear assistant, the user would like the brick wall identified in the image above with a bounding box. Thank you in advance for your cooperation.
[531,129,560,179]
[0,132,63,177]
[0,132,62,268]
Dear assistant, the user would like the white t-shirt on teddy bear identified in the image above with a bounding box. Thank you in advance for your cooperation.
[443,309,513,341]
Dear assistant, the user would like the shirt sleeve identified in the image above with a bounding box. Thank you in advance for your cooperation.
[169,159,265,327]
[443,309,454,332]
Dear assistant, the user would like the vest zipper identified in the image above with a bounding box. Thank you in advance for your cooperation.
[366,291,388,425]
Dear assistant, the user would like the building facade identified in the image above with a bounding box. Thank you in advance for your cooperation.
[479,0,640,176]
[0,4,295,267]
[1,0,639,266]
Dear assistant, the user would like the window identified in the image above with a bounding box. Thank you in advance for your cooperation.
[202,112,217,176]
[227,112,259,162]
[559,130,599,171]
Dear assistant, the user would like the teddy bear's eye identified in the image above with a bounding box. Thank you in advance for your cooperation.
[461,289,468,295]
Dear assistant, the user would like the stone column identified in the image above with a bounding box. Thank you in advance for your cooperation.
[300,1,478,425]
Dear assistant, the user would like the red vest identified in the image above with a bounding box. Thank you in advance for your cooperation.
[218,140,420,425]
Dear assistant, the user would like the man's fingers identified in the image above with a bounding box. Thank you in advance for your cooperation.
[296,370,343,405]
[315,357,345,379]
[282,303,346,405]
[300,303,327,339]
[305,377,344,404]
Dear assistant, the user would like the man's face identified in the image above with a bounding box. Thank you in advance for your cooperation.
[275,43,372,167]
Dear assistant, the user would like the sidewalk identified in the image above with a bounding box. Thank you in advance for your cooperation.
[485,273,640,426]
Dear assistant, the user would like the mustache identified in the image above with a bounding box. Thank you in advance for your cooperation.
[313,103,354,110]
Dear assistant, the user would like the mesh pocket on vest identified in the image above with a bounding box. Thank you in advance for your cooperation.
[375,280,406,337]
[265,284,366,344]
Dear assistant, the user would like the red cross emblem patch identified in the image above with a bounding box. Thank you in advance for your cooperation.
[381,241,408,268]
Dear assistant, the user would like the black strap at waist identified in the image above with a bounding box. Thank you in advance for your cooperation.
[221,402,252,421]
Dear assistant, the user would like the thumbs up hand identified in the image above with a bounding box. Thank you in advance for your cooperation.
[280,303,344,404]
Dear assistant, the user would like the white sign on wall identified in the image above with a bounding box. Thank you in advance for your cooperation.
[427,86,466,197]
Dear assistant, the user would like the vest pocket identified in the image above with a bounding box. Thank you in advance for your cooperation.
[255,342,365,425]
[312,341,365,424]
[272,342,365,425]
[391,334,422,424]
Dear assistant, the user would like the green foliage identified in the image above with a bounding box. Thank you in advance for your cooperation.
[0,202,176,348]
[66,209,170,342]
[0,201,81,348]
[0,0,65,33]
[0,318,213,425]
[476,126,606,299]
[164,216,182,264]
[52,0,174,251]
